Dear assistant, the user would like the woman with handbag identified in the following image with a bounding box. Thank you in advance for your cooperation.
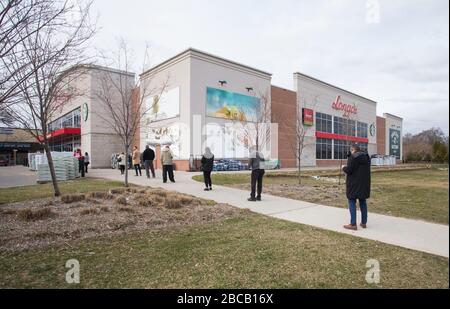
[200,147,214,191]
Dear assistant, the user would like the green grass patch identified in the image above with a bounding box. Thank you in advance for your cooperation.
[194,169,449,224]
[0,179,128,205]
[193,173,250,185]
[0,212,447,288]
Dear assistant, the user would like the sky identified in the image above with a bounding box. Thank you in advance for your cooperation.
[90,0,449,135]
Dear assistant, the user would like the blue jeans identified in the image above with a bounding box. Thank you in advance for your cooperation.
[348,199,368,226]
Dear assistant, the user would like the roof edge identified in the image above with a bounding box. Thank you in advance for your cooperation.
[294,72,377,104]
[141,47,272,78]
[383,113,403,120]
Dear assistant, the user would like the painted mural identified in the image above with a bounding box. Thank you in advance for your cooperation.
[206,87,260,121]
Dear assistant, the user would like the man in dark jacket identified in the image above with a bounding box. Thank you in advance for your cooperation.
[342,144,371,230]
[142,145,156,178]
[247,147,265,201]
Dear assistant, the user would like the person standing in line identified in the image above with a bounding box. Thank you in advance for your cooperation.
[75,148,85,177]
[142,145,156,178]
[132,146,142,176]
[127,153,132,169]
[84,152,90,173]
[247,146,265,201]
[74,149,80,159]
[118,152,126,175]
[161,145,175,183]
[200,147,214,191]
[342,144,371,230]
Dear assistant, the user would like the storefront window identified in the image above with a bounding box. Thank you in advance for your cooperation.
[50,136,81,152]
[316,138,332,159]
[358,142,368,153]
[357,121,368,138]
[334,139,351,159]
[48,107,81,132]
[334,116,356,136]
[315,112,332,133]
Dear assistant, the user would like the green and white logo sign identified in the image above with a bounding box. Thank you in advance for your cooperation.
[389,128,401,159]
[82,103,88,121]
[369,123,376,137]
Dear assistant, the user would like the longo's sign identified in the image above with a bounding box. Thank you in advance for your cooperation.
[332,95,357,118]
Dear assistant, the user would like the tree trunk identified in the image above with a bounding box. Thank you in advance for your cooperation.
[43,142,61,196]
[124,145,129,187]
[298,146,302,185]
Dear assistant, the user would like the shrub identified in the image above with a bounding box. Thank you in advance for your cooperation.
[149,189,168,197]
[61,194,85,203]
[87,191,113,199]
[109,187,137,195]
[69,203,84,209]
[136,196,156,207]
[126,188,138,193]
[165,195,182,209]
[86,198,101,204]
[17,207,54,221]
[79,208,100,215]
[100,206,109,212]
[109,188,126,194]
[152,195,165,204]
[118,206,134,213]
[115,196,127,205]
[1,209,16,215]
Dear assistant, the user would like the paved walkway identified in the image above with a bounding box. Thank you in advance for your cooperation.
[0,166,37,188]
[89,168,449,258]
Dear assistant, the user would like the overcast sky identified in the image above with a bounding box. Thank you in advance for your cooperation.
[90,0,449,135]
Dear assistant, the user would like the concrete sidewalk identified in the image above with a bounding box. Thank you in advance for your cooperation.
[89,168,449,258]
[0,166,37,188]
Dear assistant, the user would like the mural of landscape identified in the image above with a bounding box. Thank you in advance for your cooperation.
[206,87,260,121]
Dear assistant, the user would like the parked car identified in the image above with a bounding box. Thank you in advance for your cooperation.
[0,158,8,166]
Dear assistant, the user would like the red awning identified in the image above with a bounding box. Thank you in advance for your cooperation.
[38,127,81,142]
[315,131,369,143]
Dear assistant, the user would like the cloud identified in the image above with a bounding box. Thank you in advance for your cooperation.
[90,0,449,135]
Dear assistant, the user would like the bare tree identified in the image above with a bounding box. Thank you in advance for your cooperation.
[236,90,272,156]
[93,40,168,187]
[276,95,317,184]
[2,0,95,196]
[0,0,81,105]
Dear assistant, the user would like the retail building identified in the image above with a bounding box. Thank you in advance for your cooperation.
[45,48,403,170]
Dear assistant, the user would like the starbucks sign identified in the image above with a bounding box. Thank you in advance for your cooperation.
[369,123,376,137]
[82,103,89,121]
[389,128,401,159]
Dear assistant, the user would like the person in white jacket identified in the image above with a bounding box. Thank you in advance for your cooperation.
[118,152,126,175]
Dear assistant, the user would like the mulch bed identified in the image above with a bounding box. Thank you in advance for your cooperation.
[0,187,243,252]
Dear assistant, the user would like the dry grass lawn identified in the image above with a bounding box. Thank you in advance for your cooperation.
[195,167,449,224]
[0,212,448,288]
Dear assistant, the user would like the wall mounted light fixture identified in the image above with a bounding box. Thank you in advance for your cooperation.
[245,87,253,92]
[218,80,227,86]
